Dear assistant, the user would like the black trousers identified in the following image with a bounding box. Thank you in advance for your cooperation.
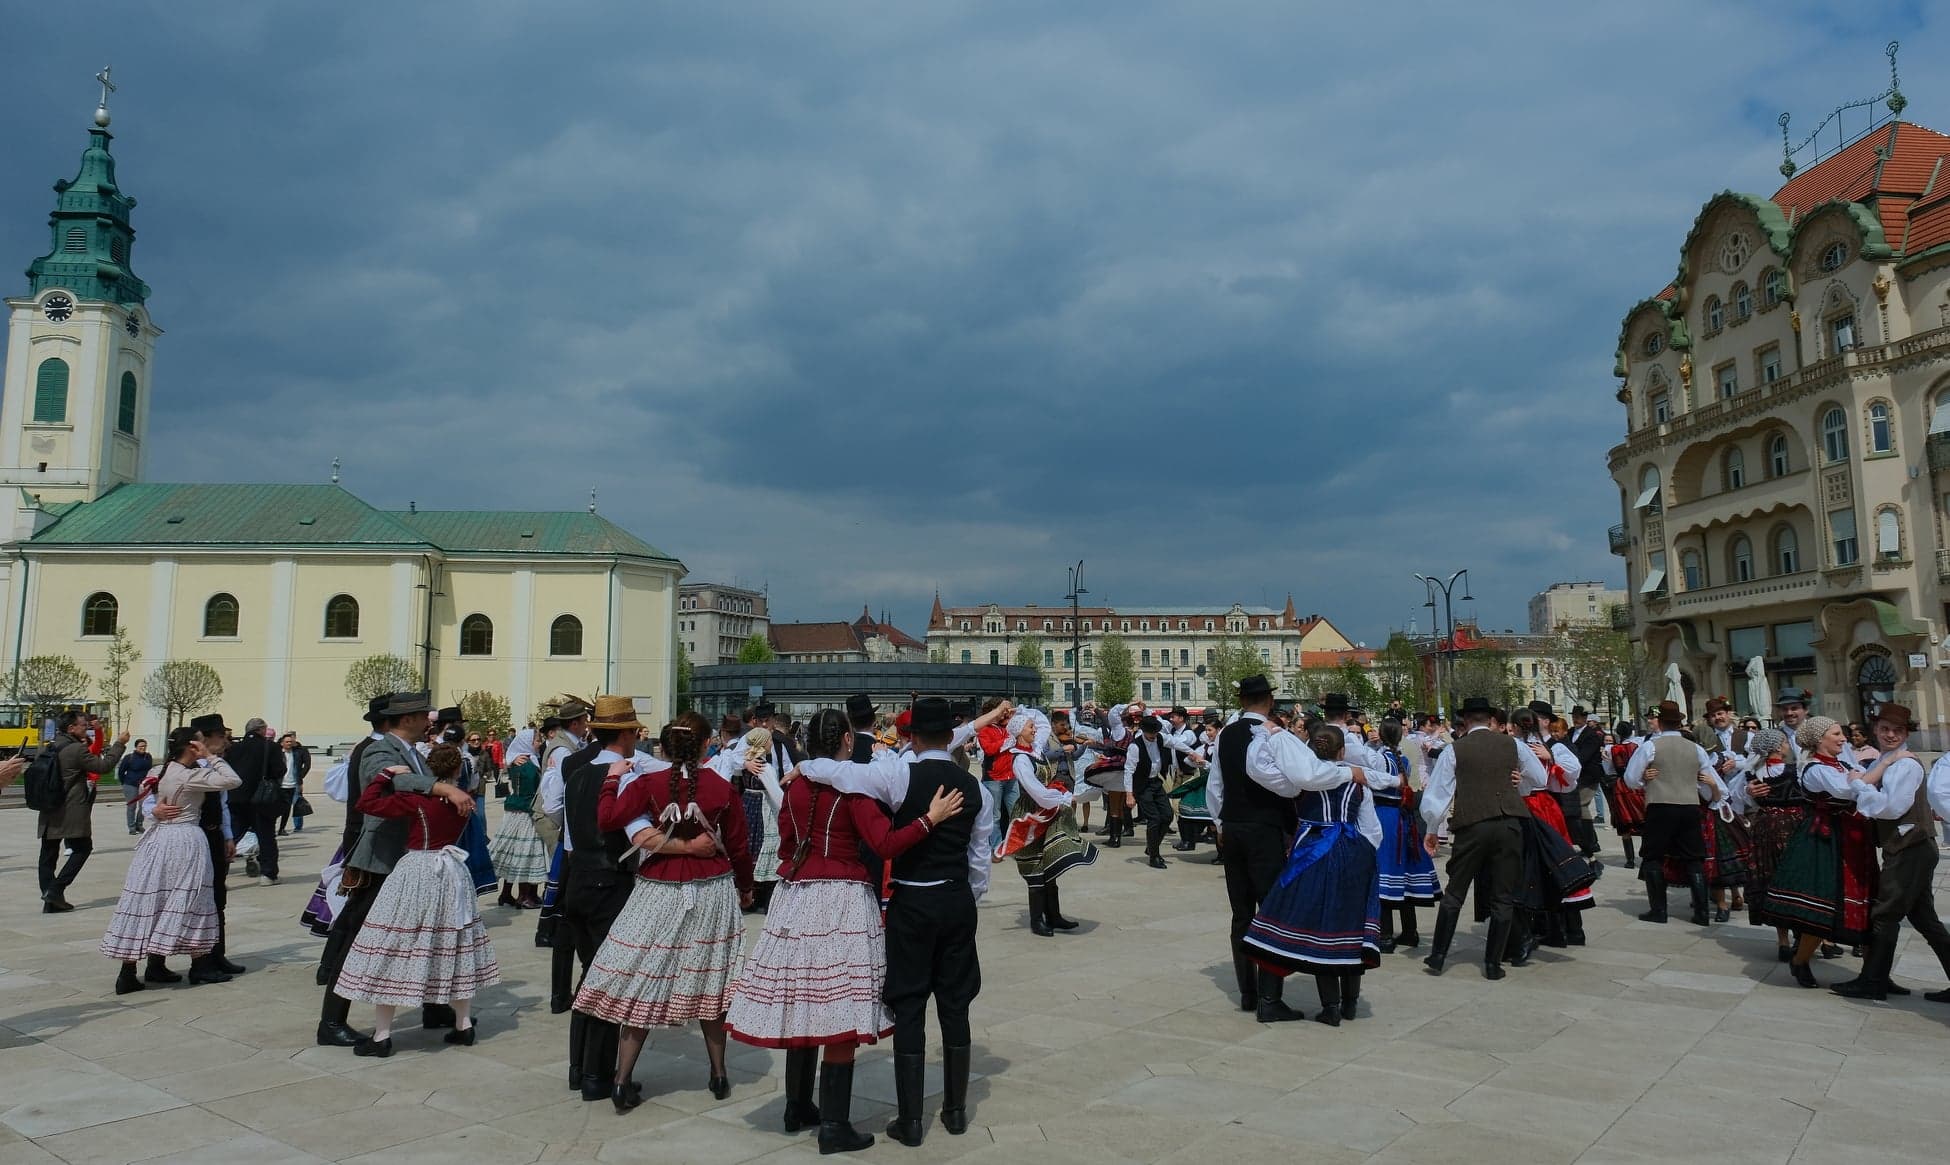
[38,837,93,894]
[562,868,632,1082]
[1132,777,1172,828]
[1221,821,1289,998]
[884,882,980,1054]
[242,802,281,878]
[1639,803,1705,864]
[1440,817,1522,924]
[203,831,231,958]
[1872,843,1950,975]
[1554,790,1600,855]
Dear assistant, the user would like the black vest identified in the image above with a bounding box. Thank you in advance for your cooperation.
[889,757,981,884]
[1130,737,1164,785]
[563,742,629,880]
[1217,717,1296,830]
[852,733,875,763]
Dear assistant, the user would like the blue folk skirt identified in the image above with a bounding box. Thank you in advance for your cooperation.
[1375,803,1441,905]
[1244,822,1381,975]
[458,805,498,893]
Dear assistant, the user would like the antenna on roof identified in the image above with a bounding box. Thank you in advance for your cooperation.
[588,488,598,514]
[1778,40,1904,179]
[330,457,341,485]
[409,500,416,514]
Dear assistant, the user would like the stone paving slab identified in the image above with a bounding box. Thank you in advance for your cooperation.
[4,800,1950,1163]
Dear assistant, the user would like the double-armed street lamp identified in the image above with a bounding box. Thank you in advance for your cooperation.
[1065,561,1087,708]
[1414,568,1472,720]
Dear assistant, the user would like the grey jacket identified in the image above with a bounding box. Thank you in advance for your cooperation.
[344,733,439,876]
[36,732,125,840]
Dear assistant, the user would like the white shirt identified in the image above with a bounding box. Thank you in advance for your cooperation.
[1123,735,1170,783]
[798,749,994,899]
[1329,721,1396,790]
[1851,753,1927,836]
[1011,752,1072,808]
[1798,754,1864,799]
[1204,714,1357,821]
[1924,753,1950,822]
[1419,726,1549,830]
[1621,731,1718,797]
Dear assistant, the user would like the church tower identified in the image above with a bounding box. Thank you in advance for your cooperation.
[0,70,154,530]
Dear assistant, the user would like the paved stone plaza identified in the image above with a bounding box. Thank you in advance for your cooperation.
[3,803,1948,1165]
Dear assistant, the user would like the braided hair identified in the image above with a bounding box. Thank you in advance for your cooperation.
[1308,723,1345,762]
[807,708,851,760]
[661,721,702,808]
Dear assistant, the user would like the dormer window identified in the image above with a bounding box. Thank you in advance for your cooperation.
[1820,242,1848,272]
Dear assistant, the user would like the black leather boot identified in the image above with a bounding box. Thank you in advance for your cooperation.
[1254,968,1305,1022]
[1833,927,1898,1001]
[1146,824,1168,869]
[783,1047,822,1132]
[114,962,145,995]
[316,992,365,1046]
[1044,883,1078,930]
[1565,910,1586,947]
[422,1002,456,1030]
[1105,816,1122,848]
[1483,918,1509,981]
[1424,905,1461,975]
[144,955,183,984]
[567,1012,587,1090]
[1688,869,1711,927]
[1027,889,1053,937]
[1508,916,1535,967]
[1638,866,1669,923]
[817,1058,874,1154]
[581,1018,618,1102]
[885,1052,926,1147]
[1234,950,1258,1012]
[1396,903,1421,948]
[549,942,574,1013]
[1341,973,1363,1021]
[940,1044,971,1135]
[1312,974,1341,1026]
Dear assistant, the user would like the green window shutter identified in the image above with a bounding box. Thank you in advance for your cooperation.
[33,358,69,423]
[117,372,138,434]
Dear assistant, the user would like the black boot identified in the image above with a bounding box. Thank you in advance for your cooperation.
[1146,824,1168,869]
[567,1011,587,1091]
[1341,973,1363,1021]
[1424,905,1461,975]
[316,992,365,1046]
[422,1002,456,1030]
[1377,905,1397,954]
[940,1045,971,1135]
[1688,869,1711,927]
[885,1052,926,1147]
[1027,889,1054,937]
[1507,915,1535,967]
[1312,973,1341,1027]
[817,1058,874,1154]
[187,955,232,986]
[115,962,145,995]
[581,1018,618,1102]
[1483,918,1510,981]
[1105,816,1122,848]
[42,888,73,913]
[1565,910,1586,947]
[144,954,183,984]
[1834,927,1898,1001]
[1396,903,1421,948]
[1234,950,1258,1012]
[1638,866,1669,923]
[1254,968,1305,1022]
[1622,837,1637,869]
[1044,883,1078,930]
[549,941,574,1013]
[783,1047,822,1132]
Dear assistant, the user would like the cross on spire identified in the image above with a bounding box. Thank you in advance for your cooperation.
[96,66,116,108]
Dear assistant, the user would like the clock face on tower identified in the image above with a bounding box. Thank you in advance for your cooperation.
[125,312,140,338]
[42,293,74,323]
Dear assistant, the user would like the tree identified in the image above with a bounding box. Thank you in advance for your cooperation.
[1286,666,1339,706]
[736,633,777,664]
[454,690,512,737]
[1093,634,1135,705]
[675,641,695,713]
[1545,608,1651,721]
[141,660,224,733]
[344,653,422,707]
[1012,635,1052,703]
[1443,647,1525,710]
[1206,633,1264,713]
[11,654,92,727]
[1373,632,1432,712]
[98,628,141,734]
[927,643,950,664]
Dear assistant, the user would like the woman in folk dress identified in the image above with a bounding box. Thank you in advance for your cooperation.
[488,742,549,908]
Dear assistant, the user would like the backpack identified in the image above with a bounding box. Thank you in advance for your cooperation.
[22,746,65,813]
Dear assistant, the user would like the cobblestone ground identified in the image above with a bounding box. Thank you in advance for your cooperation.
[3,801,1948,1164]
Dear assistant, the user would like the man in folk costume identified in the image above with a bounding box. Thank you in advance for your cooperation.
[1565,706,1608,844]
[1122,715,1179,870]
[535,697,595,1012]
[186,714,245,984]
[1419,697,1549,980]
[1837,704,1950,1001]
[316,692,476,1047]
[1622,701,1722,926]
[797,697,992,1147]
[1530,701,1601,865]
[1704,696,1750,759]
[1321,694,1386,771]
[1208,675,1369,1021]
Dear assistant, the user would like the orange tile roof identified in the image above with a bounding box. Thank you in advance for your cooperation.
[1768,122,1950,242]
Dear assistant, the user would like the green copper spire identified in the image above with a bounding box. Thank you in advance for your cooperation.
[26,69,149,306]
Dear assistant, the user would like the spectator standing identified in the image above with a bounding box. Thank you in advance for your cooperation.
[37,709,129,911]
[276,732,313,834]
[228,718,284,884]
[118,740,154,835]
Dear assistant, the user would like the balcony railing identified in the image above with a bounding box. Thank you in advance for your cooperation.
[1929,436,1950,473]
[1936,548,1950,582]
[1610,606,1634,631]
[1608,524,1628,555]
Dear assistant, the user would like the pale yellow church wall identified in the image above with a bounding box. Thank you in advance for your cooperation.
[612,564,677,721]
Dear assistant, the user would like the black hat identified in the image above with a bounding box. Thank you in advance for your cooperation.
[1571,705,1589,717]
[1321,693,1353,714]
[845,694,876,720]
[750,701,778,720]
[189,713,230,737]
[435,705,464,725]
[361,696,391,725]
[1459,696,1496,718]
[1138,715,1162,733]
[910,697,956,735]
[1528,700,1553,719]
[1237,674,1274,701]
[1168,705,1189,718]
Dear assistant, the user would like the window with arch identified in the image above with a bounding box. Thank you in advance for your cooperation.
[1704,296,1724,333]
[1730,535,1755,583]
[1680,549,1704,591]
[1821,407,1849,463]
[81,592,118,636]
[1876,507,1902,558]
[549,614,583,656]
[1773,526,1800,574]
[203,593,239,637]
[1830,312,1857,354]
[1723,447,1745,490]
[117,372,138,435]
[459,614,493,656]
[1762,267,1786,307]
[1820,242,1848,272]
[1636,465,1662,513]
[1650,392,1671,425]
[1644,331,1664,356]
[323,594,360,639]
[33,358,69,423]
[1867,401,1893,454]
[1768,432,1790,477]
[1732,282,1752,320]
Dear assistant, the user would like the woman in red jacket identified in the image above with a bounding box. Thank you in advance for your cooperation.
[573,722,755,1111]
[726,709,963,1154]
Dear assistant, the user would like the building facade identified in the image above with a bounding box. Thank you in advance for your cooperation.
[926,595,1356,706]
[1528,580,1626,635]
[768,607,928,664]
[1608,111,1950,734]
[678,582,769,664]
[0,100,685,745]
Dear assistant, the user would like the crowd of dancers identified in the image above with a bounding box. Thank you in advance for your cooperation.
[57,674,1950,1155]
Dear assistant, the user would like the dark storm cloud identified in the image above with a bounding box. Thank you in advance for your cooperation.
[1,2,1939,640]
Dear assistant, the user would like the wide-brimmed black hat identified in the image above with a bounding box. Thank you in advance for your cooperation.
[845,694,876,720]
[1528,700,1554,719]
[435,705,464,725]
[751,701,778,720]
[1570,705,1589,717]
[1321,693,1353,714]
[1237,674,1273,701]
[361,696,391,725]
[910,697,956,735]
[189,713,231,737]
[1138,715,1162,732]
[1168,705,1189,718]
[1459,696,1496,717]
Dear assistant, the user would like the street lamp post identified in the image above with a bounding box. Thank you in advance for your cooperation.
[1413,569,1472,720]
[1065,561,1087,708]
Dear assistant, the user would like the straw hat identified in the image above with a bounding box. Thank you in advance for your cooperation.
[587,695,645,732]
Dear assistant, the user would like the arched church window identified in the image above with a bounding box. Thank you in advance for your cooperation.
[549,615,583,656]
[203,594,239,638]
[117,372,138,435]
[323,595,360,639]
[34,359,69,424]
[460,614,494,656]
[82,592,118,637]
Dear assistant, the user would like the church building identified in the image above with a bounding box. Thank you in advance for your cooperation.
[0,88,685,743]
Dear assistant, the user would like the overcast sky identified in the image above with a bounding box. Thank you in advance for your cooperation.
[2,3,1940,645]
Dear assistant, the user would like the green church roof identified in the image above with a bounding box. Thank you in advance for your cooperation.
[27,124,149,305]
[20,483,678,563]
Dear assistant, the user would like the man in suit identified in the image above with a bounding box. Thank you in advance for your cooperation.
[189,714,245,982]
[275,732,313,834]
[1566,705,1607,839]
[227,717,283,884]
[315,691,476,1047]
